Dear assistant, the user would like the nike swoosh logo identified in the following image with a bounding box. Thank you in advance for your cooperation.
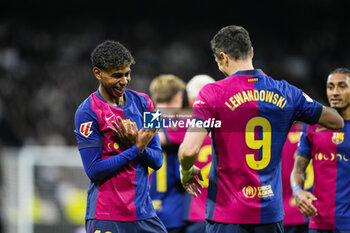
[315,127,327,133]
[105,115,114,121]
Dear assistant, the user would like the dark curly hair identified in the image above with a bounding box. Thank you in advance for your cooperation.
[90,40,135,71]
[210,25,252,61]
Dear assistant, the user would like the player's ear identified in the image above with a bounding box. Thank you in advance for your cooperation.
[222,52,230,66]
[250,47,254,59]
[219,52,225,61]
[93,67,102,80]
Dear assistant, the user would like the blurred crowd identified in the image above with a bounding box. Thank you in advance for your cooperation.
[1,0,349,146]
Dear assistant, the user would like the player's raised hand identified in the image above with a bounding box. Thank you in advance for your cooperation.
[135,128,159,152]
[295,189,318,217]
[107,116,138,150]
[180,165,203,197]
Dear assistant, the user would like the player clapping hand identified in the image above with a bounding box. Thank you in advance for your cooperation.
[108,116,159,152]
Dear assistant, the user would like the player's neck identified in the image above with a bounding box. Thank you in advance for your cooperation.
[228,59,254,76]
[99,86,125,106]
[338,107,350,120]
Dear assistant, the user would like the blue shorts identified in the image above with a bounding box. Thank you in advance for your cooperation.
[184,221,206,233]
[309,229,350,233]
[86,216,167,233]
[206,220,284,233]
[167,225,186,233]
[284,224,308,233]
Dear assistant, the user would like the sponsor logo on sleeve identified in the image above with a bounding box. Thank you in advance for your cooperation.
[79,122,93,137]
[302,92,314,102]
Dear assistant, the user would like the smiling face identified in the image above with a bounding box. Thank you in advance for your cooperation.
[327,72,350,110]
[94,65,131,105]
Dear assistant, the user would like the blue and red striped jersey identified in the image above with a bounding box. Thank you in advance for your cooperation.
[74,89,163,221]
[297,121,350,230]
[192,69,322,224]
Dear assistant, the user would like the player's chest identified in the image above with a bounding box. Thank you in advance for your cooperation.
[98,107,143,132]
[310,128,350,165]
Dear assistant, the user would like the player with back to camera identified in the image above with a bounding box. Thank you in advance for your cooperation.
[178,25,344,233]
[291,67,350,233]
[74,40,167,233]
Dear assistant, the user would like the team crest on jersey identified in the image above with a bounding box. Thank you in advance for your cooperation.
[332,132,344,144]
[80,122,93,138]
[242,186,257,198]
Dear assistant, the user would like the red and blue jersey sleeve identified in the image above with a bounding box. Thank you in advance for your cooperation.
[133,90,155,112]
[74,96,103,149]
[296,123,312,159]
[192,85,215,122]
[292,87,322,125]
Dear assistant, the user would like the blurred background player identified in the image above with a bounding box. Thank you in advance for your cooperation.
[186,75,216,107]
[74,40,166,233]
[183,74,215,233]
[178,25,344,233]
[291,67,350,233]
[149,74,187,233]
[282,121,312,233]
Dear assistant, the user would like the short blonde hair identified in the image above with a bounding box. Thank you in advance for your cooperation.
[150,74,186,103]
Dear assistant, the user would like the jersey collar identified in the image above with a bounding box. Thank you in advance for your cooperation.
[95,89,129,108]
[229,69,265,78]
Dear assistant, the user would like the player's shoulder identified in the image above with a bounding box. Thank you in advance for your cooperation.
[74,94,99,127]
[344,120,350,127]
[128,89,149,98]
[75,94,93,116]
[125,89,152,110]
[266,77,304,101]
[264,76,296,90]
[197,80,223,96]
[126,89,151,102]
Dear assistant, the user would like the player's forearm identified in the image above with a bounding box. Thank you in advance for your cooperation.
[290,170,305,191]
[318,106,344,129]
[178,142,199,170]
[290,155,310,191]
[138,134,163,170]
[80,145,141,181]
[139,147,163,170]
[178,127,208,170]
